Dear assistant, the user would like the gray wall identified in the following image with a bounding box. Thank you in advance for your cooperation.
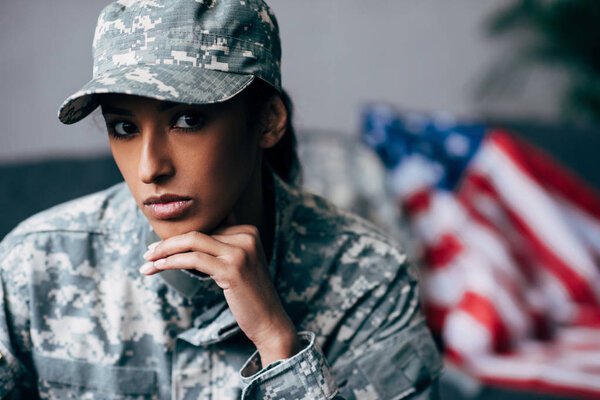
[0,1,564,163]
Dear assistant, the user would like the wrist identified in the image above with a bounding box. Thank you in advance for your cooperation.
[255,321,301,367]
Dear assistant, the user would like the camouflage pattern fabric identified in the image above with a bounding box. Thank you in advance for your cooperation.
[58,0,282,125]
[0,172,442,399]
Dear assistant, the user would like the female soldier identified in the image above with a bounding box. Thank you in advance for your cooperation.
[0,0,441,398]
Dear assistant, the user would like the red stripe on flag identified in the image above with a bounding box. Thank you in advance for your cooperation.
[423,233,463,269]
[458,175,538,283]
[423,302,450,336]
[403,189,431,216]
[457,191,496,232]
[458,291,513,353]
[574,306,600,328]
[462,172,497,198]
[444,347,466,366]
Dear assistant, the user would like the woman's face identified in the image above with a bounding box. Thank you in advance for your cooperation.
[101,94,263,239]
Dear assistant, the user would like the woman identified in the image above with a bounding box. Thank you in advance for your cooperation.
[0,0,441,399]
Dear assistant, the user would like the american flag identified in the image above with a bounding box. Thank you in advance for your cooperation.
[363,106,600,398]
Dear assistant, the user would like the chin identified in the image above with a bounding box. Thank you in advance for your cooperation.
[150,219,212,240]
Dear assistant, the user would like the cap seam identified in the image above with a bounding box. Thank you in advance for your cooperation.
[91,64,271,82]
[98,33,276,58]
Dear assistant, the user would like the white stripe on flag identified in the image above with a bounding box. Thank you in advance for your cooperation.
[444,310,493,359]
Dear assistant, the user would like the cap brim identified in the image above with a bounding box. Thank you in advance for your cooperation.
[58,64,254,124]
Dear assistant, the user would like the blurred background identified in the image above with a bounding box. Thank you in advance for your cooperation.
[2,0,592,162]
[2,1,599,399]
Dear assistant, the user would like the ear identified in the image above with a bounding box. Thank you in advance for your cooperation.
[259,95,287,149]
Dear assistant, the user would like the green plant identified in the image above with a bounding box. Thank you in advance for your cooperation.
[483,0,600,122]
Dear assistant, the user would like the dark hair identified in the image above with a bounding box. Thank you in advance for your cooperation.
[241,79,301,185]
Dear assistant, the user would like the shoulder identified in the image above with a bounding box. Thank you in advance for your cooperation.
[275,180,422,346]
[6,182,136,239]
[279,175,390,235]
[0,182,138,262]
[0,182,140,283]
[276,177,408,277]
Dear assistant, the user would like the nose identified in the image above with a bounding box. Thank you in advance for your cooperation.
[138,130,174,184]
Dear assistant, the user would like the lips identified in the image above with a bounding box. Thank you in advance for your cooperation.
[144,194,192,220]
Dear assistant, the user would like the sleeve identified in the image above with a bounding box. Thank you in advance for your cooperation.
[0,306,24,398]
[330,319,441,400]
[0,279,24,397]
[325,246,443,400]
[238,241,442,399]
[239,331,338,399]
[0,238,36,399]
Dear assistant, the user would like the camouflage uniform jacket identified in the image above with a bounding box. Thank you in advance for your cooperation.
[0,173,442,399]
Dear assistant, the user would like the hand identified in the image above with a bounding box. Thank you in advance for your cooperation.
[140,224,301,366]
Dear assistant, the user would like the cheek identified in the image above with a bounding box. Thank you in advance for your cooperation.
[109,141,142,198]
[175,127,259,201]
[184,119,257,173]
[217,132,258,185]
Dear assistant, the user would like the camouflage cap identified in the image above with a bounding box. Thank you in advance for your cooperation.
[58,0,281,124]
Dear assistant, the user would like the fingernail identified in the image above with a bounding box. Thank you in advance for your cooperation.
[144,242,160,259]
[139,262,155,274]
[154,258,166,267]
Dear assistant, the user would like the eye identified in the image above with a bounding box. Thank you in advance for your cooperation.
[112,121,139,136]
[172,112,205,130]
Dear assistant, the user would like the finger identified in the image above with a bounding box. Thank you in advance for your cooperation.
[147,241,160,252]
[139,262,160,275]
[211,227,262,251]
[211,232,257,249]
[145,231,230,261]
[141,251,225,276]
[143,241,161,259]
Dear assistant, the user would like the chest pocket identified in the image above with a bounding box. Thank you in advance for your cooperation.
[33,353,158,399]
